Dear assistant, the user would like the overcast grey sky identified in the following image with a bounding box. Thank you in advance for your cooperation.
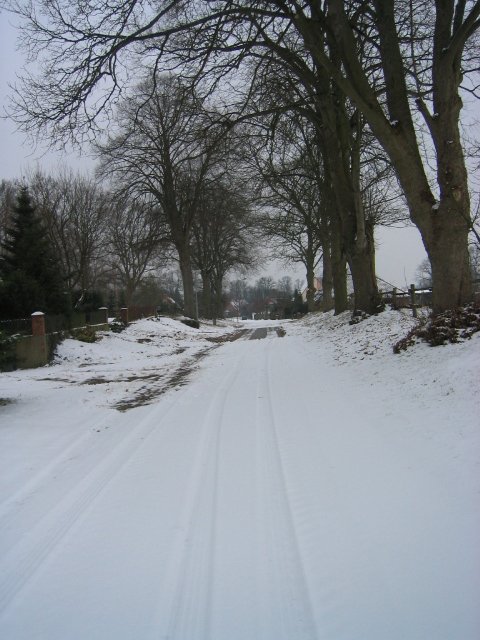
[0,9,429,288]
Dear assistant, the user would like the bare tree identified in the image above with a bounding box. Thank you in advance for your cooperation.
[191,177,258,319]
[95,74,228,318]
[106,195,169,305]
[28,167,109,305]
[9,0,480,312]
[277,276,293,300]
[252,113,329,313]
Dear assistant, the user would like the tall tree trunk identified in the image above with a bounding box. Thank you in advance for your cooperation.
[215,273,224,319]
[330,212,348,314]
[424,203,471,313]
[320,0,474,312]
[201,271,211,319]
[305,254,316,312]
[305,239,317,312]
[374,117,472,313]
[369,88,473,313]
[315,94,381,314]
[413,86,472,311]
[321,219,334,312]
[124,282,136,306]
[178,243,195,318]
[328,147,382,314]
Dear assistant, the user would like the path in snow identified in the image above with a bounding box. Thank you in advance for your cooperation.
[0,323,478,639]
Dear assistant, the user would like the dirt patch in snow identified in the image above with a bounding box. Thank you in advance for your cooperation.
[114,346,218,411]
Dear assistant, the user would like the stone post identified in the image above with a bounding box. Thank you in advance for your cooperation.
[120,307,129,327]
[26,312,47,367]
[31,312,46,337]
[99,307,109,330]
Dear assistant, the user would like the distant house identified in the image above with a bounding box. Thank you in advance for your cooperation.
[301,277,323,302]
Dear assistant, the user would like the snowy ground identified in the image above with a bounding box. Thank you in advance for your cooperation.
[0,310,479,639]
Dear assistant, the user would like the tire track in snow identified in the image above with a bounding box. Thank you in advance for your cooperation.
[150,349,248,640]
[255,336,318,639]
[264,337,381,638]
[0,411,113,527]
[0,390,188,616]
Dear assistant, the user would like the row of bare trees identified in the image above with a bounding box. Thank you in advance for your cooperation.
[94,75,259,318]
[1,80,261,318]
[7,0,480,315]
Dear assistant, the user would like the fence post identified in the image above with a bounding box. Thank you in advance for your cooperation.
[392,287,397,309]
[31,312,46,337]
[99,307,108,330]
[409,284,417,318]
[23,311,48,367]
[120,307,129,327]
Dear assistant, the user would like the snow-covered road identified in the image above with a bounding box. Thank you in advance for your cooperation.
[0,315,479,639]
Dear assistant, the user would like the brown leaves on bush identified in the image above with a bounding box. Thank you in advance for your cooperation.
[71,326,98,343]
[393,302,480,353]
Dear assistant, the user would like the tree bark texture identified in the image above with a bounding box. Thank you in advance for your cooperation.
[178,244,195,319]
[321,214,334,312]
[201,271,212,319]
[305,249,316,312]
[330,212,348,314]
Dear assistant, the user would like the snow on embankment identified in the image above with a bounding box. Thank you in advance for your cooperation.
[273,309,479,638]
[291,308,479,484]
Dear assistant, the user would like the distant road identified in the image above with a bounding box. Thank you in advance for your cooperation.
[249,327,268,340]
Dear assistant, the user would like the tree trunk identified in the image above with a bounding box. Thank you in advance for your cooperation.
[330,212,348,314]
[321,211,334,312]
[215,273,224,319]
[314,91,382,314]
[305,242,316,313]
[328,152,381,314]
[379,126,473,313]
[320,0,474,312]
[178,244,195,319]
[124,282,136,306]
[371,99,473,313]
[425,203,471,313]
[305,255,316,312]
[201,271,211,319]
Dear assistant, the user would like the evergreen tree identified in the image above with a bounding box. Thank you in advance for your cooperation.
[0,187,69,319]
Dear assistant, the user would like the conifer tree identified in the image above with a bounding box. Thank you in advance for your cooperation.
[0,187,69,319]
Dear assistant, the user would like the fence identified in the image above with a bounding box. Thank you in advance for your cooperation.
[2,306,159,370]
[44,309,109,335]
[380,285,432,315]
[380,279,480,314]
[1,308,109,370]
[0,317,32,336]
